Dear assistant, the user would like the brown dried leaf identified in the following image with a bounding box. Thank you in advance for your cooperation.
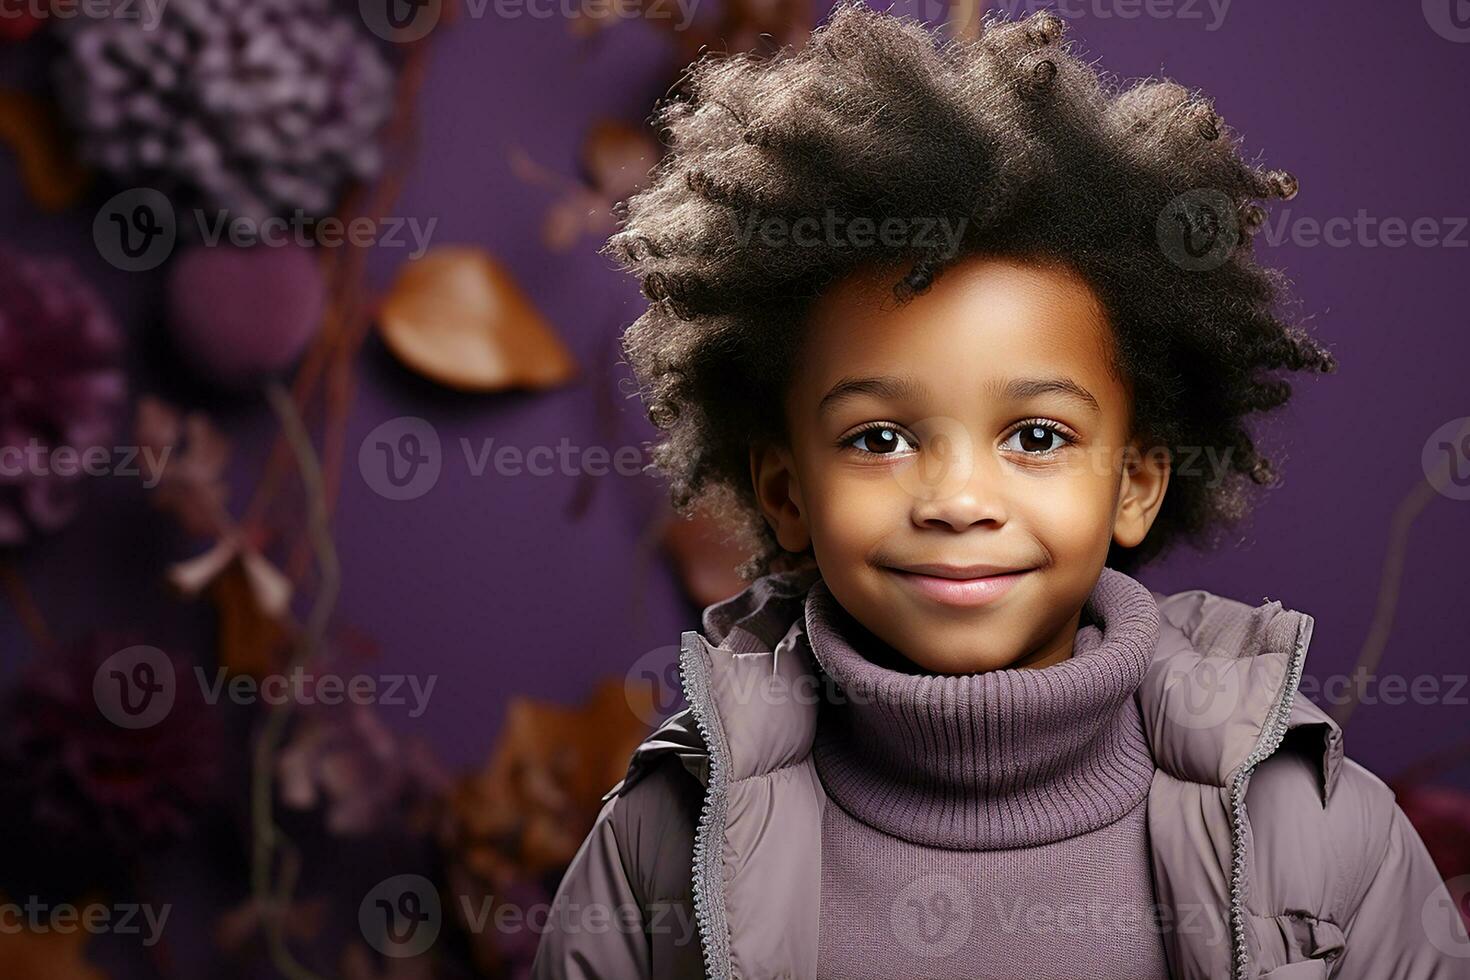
[378,246,578,392]
[208,557,290,679]
[0,89,90,212]
[441,678,651,883]
[0,892,108,980]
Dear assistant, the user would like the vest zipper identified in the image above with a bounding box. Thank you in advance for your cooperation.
[678,630,734,980]
[1226,614,1313,980]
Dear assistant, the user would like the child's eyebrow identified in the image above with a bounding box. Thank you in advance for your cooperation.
[817,375,929,416]
[983,376,1102,415]
[817,374,1100,416]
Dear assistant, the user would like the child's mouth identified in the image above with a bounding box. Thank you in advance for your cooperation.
[882,564,1034,608]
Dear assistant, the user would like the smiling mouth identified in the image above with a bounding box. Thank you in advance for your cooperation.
[882,565,1034,607]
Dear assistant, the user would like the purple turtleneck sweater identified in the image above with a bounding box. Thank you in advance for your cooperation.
[805,567,1172,980]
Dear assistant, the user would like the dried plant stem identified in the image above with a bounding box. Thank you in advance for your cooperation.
[285,48,431,585]
[251,381,341,980]
[243,37,434,563]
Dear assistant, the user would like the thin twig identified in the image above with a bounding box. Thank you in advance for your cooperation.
[251,381,342,980]
[285,40,433,584]
[244,37,434,544]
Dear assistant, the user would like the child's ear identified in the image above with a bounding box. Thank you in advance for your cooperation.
[749,441,812,553]
[1113,440,1170,550]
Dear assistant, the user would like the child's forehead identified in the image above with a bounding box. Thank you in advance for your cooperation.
[798,253,1118,390]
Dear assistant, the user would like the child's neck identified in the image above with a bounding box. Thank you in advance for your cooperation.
[850,604,1088,676]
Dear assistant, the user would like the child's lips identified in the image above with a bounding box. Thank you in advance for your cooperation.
[883,565,1033,607]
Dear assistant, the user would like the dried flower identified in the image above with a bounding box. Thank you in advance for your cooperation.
[0,246,125,545]
[0,632,220,859]
[279,699,449,838]
[54,0,395,223]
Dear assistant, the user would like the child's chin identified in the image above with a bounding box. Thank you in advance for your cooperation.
[885,639,1028,677]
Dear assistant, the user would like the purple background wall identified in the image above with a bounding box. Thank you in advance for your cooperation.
[3,0,1468,851]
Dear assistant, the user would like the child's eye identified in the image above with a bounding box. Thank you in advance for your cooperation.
[1000,420,1075,456]
[841,423,917,457]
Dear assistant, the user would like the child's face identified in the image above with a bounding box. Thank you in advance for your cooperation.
[751,253,1170,674]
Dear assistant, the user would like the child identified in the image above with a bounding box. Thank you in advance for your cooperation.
[531,5,1466,978]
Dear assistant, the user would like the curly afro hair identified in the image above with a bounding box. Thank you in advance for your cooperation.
[608,1,1336,581]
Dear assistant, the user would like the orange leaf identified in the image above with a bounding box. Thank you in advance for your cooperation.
[0,892,108,980]
[0,89,90,212]
[378,246,577,392]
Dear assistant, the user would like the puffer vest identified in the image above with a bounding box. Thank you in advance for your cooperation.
[603,566,1397,980]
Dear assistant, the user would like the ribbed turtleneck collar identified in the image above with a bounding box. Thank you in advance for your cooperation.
[805,566,1161,850]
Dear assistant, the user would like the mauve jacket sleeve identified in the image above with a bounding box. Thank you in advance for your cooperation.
[1332,798,1470,979]
[531,753,704,980]
[530,791,651,980]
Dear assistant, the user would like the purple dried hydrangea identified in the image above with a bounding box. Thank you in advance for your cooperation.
[54,0,396,224]
[0,246,126,545]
